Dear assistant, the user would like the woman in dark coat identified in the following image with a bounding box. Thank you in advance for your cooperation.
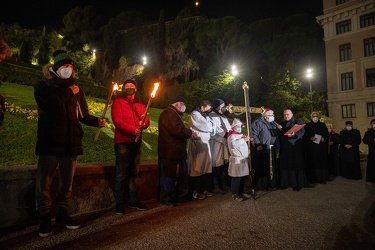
[363,119,375,183]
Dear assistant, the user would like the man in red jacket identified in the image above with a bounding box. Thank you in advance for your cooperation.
[111,78,150,214]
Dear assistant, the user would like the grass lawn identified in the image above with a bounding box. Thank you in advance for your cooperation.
[0,82,184,167]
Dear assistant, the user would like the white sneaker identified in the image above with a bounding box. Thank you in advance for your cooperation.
[193,193,206,200]
[242,193,252,199]
[232,194,243,202]
[203,191,214,197]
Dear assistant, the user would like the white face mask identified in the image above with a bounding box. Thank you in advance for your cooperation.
[59,67,73,79]
[268,116,275,122]
[180,104,186,113]
[372,124,375,129]
[327,128,332,133]
[346,126,352,131]
[312,117,319,123]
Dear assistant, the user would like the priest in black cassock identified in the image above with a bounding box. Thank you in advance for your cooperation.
[303,112,329,184]
[278,109,308,191]
[363,119,375,183]
[339,121,362,180]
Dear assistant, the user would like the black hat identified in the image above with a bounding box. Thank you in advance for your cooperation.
[345,121,353,125]
[212,99,224,109]
[123,78,138,88]
[52,50,74,71]
[170,96,185,104]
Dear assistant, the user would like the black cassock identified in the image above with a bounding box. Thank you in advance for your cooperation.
[278,117,308,189]
[328,131,341,177]
[363,129,375,183]
[303,121,329,183]
[339,129,362,180]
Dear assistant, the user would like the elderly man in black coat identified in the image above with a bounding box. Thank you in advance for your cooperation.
[158,96,194,206]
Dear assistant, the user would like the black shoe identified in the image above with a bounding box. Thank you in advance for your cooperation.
[160,200,176,207]
[178,195,194,203]
[55,207,80,230]
[38,213,52,237]
[115,203,125,215]
[128,200,148,211]
[292,187,301,191]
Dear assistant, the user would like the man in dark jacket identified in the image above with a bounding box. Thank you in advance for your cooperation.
[251,108,280,190]
[339,121,362,180]
[158,96,193,206]
[34,50,106,237]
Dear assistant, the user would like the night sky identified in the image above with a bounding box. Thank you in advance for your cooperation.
[0,0,323,29]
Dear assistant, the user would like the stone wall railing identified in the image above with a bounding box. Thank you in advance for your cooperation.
[0,162,158,230]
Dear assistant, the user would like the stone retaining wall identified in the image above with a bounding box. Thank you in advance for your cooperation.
[0,162,158,230]
[0,160,368,230]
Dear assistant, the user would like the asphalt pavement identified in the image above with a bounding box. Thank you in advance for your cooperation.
[1,177,375,250]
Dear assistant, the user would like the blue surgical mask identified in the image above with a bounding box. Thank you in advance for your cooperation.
[234,127,242,133]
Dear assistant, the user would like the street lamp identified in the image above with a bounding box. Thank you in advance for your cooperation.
[306,68,313,93]
[306,68,313,112]
[142,56,147,65]
[231,65,238,76]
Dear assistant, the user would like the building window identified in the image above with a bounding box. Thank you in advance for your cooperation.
[342,104,356,118]
[341,72,353,90]
[368,102,375,116]
[336,20,351,34]
[364,37,375,57]
[339,43,352,61]
[366,68,375,87]
[336,0,348,5]
[360,12,375,28]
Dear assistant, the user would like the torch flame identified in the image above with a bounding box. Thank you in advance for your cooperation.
[150,82,159,98]
[112,82,119,91]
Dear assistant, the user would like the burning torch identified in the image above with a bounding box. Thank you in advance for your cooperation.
[94,82,118,141]
[135,82,159,143]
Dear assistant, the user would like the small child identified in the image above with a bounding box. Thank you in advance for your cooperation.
[227,118,251,202]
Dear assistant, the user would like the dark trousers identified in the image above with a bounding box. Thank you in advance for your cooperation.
[35,155,77,214]
[159,158,190,202]
[114,142,141,206]
[231,176,246,196]
[212,165,224,189]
